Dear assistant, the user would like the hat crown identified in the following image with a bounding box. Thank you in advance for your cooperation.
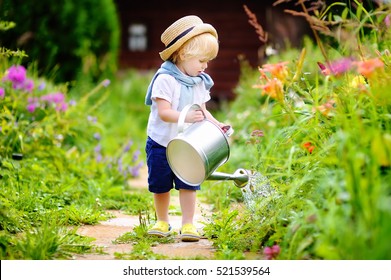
[161,15,203,47]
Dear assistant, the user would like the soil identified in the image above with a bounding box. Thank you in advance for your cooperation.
[72,167,216,260]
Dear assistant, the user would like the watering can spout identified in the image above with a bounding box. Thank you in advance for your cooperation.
[207,168,250,188]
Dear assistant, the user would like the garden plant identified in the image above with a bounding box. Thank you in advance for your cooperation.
[1,0,391,260]
[202,0,391,260]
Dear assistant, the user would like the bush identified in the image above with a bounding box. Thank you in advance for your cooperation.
[206,1,391,260]
[0,0,120,84]
[0,62,147,259]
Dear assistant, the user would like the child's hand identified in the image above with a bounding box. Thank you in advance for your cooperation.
[185,109,205,123]
[219,123,234,137]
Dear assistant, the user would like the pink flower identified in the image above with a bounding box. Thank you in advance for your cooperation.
[3,65,35,92]
[263,247,273,259]
[0,87,5,98]
[251,129,264,137]
[56,102,68,112]
[318,58,354,76]
[23,79,35,92]
[263,245,281,260]
[27,103,38,113]
[385,14,390,28]
[41,92,65,103]
[313,99,336,117]
[4,65,27,84]
[271,245,280,255]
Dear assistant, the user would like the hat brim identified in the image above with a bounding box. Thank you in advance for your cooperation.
[159,24,217,61]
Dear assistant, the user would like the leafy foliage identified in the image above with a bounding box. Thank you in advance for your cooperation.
[0,0,120,84]
[0,62,147,259]
[205,0,391,260]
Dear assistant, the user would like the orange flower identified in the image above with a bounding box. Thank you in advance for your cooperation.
[259,61,289,82]
[254,78,284,102]
[303,142,315,154]
[313,99,336,116]
[354,58,384,78]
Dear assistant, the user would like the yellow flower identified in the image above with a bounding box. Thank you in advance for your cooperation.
[349,75,366,88]
[348,75,368,93]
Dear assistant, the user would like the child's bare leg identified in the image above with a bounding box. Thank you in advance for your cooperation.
[153,192,170,222]
[179,189,196,225]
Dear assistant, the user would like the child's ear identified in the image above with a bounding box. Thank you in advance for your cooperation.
[178,51,186,62]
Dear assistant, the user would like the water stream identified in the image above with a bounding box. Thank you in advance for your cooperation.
[240,171,275,211]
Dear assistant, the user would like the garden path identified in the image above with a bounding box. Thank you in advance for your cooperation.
[72,166,216,260]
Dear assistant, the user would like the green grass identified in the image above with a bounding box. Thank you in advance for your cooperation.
[1,1,391,260]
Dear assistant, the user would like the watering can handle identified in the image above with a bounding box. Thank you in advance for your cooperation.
[177,104,206,134]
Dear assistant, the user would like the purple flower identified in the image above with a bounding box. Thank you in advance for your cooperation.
[27,97,40,113]
[87,115,97,123]
[385,14,390,28]
[95,153,103,163]
[4,65,27,84]
[123,140,133,153]
[327,57,354,76]
[129,162,143,177]
[318,58,355,76]
[69,99,77,106]
[101,79,111,87]
[27,103,38,113]
[93,132,101,141]
[94,144,101,153]
[56,102,68,111]
[38,82,46,90]
[41,92,65,103]
[132,150,141,162]
[129,166,140,177]
[28,97,39,103]
[23,79,34,92]
[0,87,5,98]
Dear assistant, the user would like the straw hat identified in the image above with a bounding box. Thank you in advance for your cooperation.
[159,15,218,61]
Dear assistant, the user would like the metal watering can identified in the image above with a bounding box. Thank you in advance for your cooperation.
[166,104,251,188]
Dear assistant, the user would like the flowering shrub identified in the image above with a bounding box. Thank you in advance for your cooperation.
[204,1,391,260]
[1,64,143,184]
[0,62,146,259]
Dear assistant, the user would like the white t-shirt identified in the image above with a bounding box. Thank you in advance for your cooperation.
[147,74,211,147]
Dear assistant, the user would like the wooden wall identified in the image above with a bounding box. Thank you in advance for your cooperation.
[114,0,311,102]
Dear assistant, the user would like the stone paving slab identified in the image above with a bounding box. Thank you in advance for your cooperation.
[73,207,214,260]
[73,166,216,260]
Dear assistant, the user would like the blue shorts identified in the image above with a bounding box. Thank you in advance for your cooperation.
[145,136,201,194]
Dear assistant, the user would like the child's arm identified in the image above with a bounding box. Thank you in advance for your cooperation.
[200,103,226,128]
[156,98,204,123]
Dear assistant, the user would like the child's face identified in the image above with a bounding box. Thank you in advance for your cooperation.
[177,57,209,77]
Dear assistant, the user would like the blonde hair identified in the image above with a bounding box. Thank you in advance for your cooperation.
[170,33,219,63]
